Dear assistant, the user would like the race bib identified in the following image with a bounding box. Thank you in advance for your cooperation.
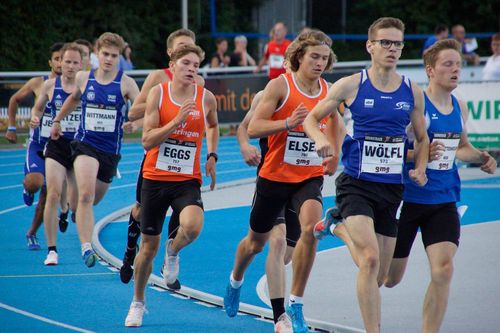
[284,131,322,166]
[428,132,460,171]
[85,105,117,132]
[40,114,52,138]
[60,107,82,133]
[361,136,404,174]
[269,54,284,69]
[156,139,197,175]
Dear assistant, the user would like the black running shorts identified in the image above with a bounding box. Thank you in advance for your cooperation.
[335,172,403,237]
[71,140,120,184]
[393,201,460,258]
[45,137,73,170]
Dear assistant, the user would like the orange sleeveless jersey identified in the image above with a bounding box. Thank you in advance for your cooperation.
[258,73,329,183]
[143,82,206,183]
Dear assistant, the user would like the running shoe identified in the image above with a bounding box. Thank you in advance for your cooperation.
[23,190,34,206]
[26,234,41,251]
[274,312,293,333]
[125,301,147,327]
[59,210,69,233]
[44,250,58,266]
[159,266,182,290]
[223,283,241,317]
[82,248,98,268]
[120,248,136,284]
[162,239,179,285]
[286,303,309,333]
[313,206,342,240]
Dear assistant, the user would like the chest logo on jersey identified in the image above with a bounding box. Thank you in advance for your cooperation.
[87,91,95,101]
[431,113,439,120]
[107,95,116,102]
[394,101,411,111]
[364,99,374,108]
[55,100,63,108]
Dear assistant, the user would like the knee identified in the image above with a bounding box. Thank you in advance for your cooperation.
[181,220,202,242]
[359,252,380,274]
[431,260,454,285]
[247,237,266,255]
[139,242,159,261]
[269,234,287,256]
[132,204,141,221]
[78,190,95,205]
[46,190,62,205]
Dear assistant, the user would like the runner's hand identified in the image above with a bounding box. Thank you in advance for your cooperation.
[322,154,339,176]
[30,116,40,129]
[479,151,496,174]
[50,122,62,140]
[206,157,216,191]
[240,144,261,166]
[5,130,17,143]
[174,100,196,126]
[315,137,333,158]
[287,103,309,129]
[429,140,445,161]
[409,168,428,186]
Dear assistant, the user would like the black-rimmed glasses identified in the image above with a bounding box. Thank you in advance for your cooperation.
[371,39,405,50]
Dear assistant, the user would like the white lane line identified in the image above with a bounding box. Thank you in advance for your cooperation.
[0,302,95,333]
[0,202,37,215]
[0,272,115,278]
[0,184,23,190]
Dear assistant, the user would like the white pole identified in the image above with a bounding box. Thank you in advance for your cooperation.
[182,0,188,29]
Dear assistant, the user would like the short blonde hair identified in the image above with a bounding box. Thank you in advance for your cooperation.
[285,29,336,72]
[423,39,461,68]
[166,29,196,49]
[170,44,205,63]
[96,32,126,53]
[368,17,405,40]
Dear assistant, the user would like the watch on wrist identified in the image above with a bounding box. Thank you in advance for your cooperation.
[206,152,218,162]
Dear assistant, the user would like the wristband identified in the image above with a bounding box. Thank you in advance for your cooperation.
[206,152,218,163]
[7,126,16,132]
[53,120,60,124]
[285,118,291,130]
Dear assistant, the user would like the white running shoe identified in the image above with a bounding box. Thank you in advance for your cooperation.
[163,239,179,285]
[125,301,146,327]
[274,312,293,333]
[44,251,58,266]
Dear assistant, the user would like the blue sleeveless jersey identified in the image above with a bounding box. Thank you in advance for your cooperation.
[342,69,414,184]
[75,70,125,154]
[50,76,81,140]
[30,75,53,145]
[403,94,462,204]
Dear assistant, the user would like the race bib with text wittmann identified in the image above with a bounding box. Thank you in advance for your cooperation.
[284,131,322,167]
[85,104,117,132]
[156,139,197,175]
[361,135,405,175]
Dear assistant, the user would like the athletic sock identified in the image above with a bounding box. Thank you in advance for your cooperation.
[271,298,285,323]
[288,295,303,306]
[230,272,243,289]
[127,212,141,249]
[81,242,92,255]
[48,246,57,253]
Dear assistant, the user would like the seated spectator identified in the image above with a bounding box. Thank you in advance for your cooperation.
[483,33,500,81]
[452,24,480,65]
[422,24,448,54]
[229,35,256,67]
[119,43,134,71]
[210,38,230,68]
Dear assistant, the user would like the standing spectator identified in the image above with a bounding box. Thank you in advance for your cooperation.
[483,33,500,81]
[452,24,480,65]
[229,35,256,67]
[422,24,448,54]
[254,22,291,79]
[210,38,230,68]
[119,43,134,71]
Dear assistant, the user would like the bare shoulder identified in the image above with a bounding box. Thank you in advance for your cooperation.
[457,98,469,120]
[195,74,205,87]
[203,89,217,106]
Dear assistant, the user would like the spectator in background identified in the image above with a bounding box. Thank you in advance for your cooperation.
[452,24,480,65]
[483,33,500,81]
[254,22,291,79]
[211,38,230,68]
[422,24,448,54]
[119,43,134,71]
[229,35,256,67]
[74,39,93,70]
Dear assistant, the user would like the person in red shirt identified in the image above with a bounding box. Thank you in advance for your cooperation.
[255,22,291,79]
